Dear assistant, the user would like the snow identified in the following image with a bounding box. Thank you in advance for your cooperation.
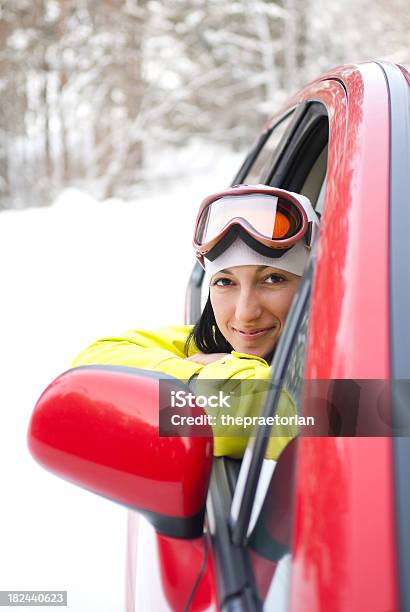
[0,153,242,610]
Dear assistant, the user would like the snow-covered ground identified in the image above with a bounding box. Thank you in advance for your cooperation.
[0,153,242,611]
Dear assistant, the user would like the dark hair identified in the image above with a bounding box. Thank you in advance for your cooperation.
[184,293,275,363]
[185,293,233,355]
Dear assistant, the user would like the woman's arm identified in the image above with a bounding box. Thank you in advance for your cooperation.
[192,353,297,460]
[71,325,205,380]
[72,329,295,460]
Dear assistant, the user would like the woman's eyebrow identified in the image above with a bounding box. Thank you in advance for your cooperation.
[257,266,288,273]
[217,268,235,274]
[217,266,281,274]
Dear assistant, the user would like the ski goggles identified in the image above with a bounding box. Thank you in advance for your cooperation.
[193,185,317,267]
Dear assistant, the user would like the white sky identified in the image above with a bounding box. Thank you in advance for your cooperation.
[0,153,242,611]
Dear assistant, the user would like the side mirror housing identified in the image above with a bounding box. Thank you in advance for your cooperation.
[28,366,213,539]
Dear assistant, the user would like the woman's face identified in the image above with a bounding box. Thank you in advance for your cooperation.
[209,265,300,359]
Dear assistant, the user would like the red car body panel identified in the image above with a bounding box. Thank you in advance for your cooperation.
[290,64,398,611]
[157,532,218,611]
[291,438,397,612]
[156,535,209,609]
[188,535,219,612]
[308,63,390,379]
[127,515,218,612]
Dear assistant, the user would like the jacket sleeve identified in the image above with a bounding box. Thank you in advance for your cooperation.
[71,325,204,380]
[193,352,296,460]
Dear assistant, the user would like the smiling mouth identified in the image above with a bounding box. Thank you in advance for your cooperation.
[233,326,276,339]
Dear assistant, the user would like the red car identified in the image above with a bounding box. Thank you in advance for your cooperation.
[29,60,410,611]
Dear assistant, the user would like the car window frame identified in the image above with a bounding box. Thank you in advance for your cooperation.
[226,101,330,549]
[186,104,324,612]
[186,79,350,609]
[184,106,303,326]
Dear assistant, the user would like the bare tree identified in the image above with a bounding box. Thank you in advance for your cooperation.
[1,0,409,208]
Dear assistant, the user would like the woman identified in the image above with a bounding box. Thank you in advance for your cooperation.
[72,184,320,458]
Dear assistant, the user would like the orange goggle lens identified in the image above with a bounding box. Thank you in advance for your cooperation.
[272,211,291,239]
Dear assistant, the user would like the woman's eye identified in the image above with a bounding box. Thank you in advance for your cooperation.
[213,277,232,287]
[264,273,286,284]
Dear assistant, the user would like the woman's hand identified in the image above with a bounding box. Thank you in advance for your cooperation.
[184,352,231,365]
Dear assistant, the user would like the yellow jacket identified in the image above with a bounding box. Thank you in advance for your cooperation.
[72,325,296,459]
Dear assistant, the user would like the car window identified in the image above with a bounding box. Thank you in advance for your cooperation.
[194,110,299,312]
[245,112,296,184]
[228,104,330,607]
[187,103,328,325]
[229,104,328,523]
[233,109,296,186]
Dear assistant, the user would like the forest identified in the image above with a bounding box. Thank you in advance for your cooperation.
[1,0,408,208]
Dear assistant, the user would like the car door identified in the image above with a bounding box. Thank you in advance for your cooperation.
[129,62,408,612]
[287,62,399,612]
[203,62,408,612]
[184,74,346,611]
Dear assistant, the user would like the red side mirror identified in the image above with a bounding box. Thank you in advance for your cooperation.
[28,366,213,538]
